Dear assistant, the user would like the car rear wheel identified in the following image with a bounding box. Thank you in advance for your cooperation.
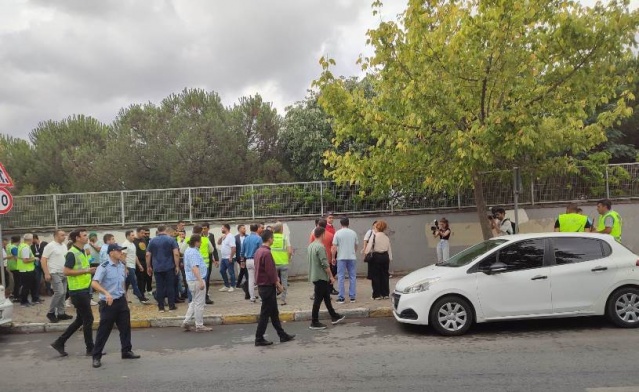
[607,287,639,328]
[429,296,474,336]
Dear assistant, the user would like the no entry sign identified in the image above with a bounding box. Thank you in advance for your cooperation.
[0,188,13,214]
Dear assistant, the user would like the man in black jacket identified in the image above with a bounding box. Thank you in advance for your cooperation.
[235,225,249,298]
[201,222,219,305]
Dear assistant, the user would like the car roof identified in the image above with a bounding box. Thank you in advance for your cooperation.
[491,232,617,242]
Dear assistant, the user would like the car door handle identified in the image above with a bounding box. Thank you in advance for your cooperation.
[591,266,608,272]
[531,275,548,280]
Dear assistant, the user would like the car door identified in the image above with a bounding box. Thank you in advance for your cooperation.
[474,239,553,319]
[549,237,617,314]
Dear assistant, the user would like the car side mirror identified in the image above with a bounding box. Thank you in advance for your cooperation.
[484,262,508,275]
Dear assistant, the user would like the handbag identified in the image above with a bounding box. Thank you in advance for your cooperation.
[364,233,376,263]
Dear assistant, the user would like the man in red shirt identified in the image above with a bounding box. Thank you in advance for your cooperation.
[254,230,295,347]
[325,212,336,235]
[309,219,338,295]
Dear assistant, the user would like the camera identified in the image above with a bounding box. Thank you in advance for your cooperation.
[430,219,438,234]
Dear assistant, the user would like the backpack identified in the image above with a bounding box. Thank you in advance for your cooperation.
[503,218,517,234]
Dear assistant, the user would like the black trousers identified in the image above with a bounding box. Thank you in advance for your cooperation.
[205,259,213,298]
[19,271,37,304]
[368,252,390,298]
[312,280,339,323]
[57,292,95,351]
[236,263,248,287]
[93,297,132,359]
[11,270,21,298]
[136,266,152,294]
[255,285,286,340]
[330,264,338,290]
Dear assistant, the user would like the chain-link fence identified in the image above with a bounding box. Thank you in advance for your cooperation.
[2,163,638,230]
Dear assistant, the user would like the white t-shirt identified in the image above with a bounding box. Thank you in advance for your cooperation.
[220,234,236,259]
[42,241,68,274]
[121,240,138,269]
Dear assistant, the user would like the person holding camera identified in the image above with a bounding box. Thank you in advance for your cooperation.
[432,218,451,263]
[490,207,514,237]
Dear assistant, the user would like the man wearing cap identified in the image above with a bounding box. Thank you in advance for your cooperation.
[91,243,140,368]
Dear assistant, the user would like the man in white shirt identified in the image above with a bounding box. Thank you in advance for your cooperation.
[332,217,359,304]
[42,230,72,323]
[122,230,150,304]
[218,224,237,292]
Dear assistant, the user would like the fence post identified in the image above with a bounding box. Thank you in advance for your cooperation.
[120,191,125,226]
[513,167,520,233]
[457,189,461,210]
[530,179,535,205]
[188,188,194,223]
[251,185,256,220]
[605,166,610,199]
[52,194,59,229]
[320,182,324,216]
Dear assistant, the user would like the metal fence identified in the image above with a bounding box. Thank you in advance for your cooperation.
[2,163,638,230]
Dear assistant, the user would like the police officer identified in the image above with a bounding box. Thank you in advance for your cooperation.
[91,243,140,368]
[595,199,623,243]
[554,203,592,232]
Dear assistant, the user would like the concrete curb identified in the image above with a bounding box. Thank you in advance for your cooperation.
[0,307,394,334]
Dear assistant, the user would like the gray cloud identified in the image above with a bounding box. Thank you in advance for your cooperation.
[0,0,401,139]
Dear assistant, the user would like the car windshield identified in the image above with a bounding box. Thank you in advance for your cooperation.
[439,239,509,267]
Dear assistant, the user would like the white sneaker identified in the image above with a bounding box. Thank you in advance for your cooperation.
[228,287,235,292]
[65,299,72,308]
[90,300,98,306]
[195,325,212,332]
[218,287,229,292]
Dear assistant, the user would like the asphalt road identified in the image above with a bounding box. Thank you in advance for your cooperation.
[1,316,638,392]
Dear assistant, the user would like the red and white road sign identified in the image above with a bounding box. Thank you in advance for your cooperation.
[0,162,13,187]
[0,188,13,214]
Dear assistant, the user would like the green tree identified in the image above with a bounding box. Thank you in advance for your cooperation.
[317,0,639,239]
[0,135,38,195]
[29,115,109,193]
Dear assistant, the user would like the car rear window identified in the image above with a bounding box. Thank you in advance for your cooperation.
[553,237,609,265]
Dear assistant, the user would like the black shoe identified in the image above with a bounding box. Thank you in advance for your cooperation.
[50,341,68,357]
[330,289,339,295]
[168,305,178,311]
[92,358,101,368]
[175,298,185,303]
[122,351,141,359]
[46,312,59,323]
[57,314,73,321]
[255,339,273,347]
[309,322,327,330]
[205,298,214,305]
[280,333,296,343]
[331,314,346,325]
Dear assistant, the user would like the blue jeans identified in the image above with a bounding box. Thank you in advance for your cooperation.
[125,267,144,300]
[154,270,176,310]
[220,259,236,288]
[337,259,357,300]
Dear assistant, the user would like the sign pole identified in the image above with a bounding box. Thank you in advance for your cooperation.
[0,223,5,289]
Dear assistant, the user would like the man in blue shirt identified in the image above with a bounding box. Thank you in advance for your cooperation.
[146,225,180,312]
[99,234,115,264]
[91,244,140,369]
[241,223,263,302]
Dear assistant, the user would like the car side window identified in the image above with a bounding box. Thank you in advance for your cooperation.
[553,238,607,265]
[476,239,545,272]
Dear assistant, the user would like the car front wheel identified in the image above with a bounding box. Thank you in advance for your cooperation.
[607,287,639,328]
[429,296,474,336]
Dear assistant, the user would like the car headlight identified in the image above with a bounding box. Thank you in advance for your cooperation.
[402,278,440,294]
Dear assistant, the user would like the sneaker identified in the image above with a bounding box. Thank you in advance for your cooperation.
[331,314,346,325]
[250,298,256,303]
[330,289,339,295]
[219,287,229,292]
[195,325,212,332]
[50,341,68,357]
[181,322,191,331]
[65,299,72,308]
[158,309,165,313]
[58,314,73,321]
[140,298,151,305]
[168,306,177,312]
[280,333,295,343]
[46,312,59,323]
[309,322,327,330]
[350,298,356,303]
[371,296,381,300]
[382,296,389,300]
[336,298,345,304]
[228,287,235,292]
[205,297,214,305]
[20,303,31,307]
[90,300,98,306]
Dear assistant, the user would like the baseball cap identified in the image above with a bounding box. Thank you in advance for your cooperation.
[107,243,126,253]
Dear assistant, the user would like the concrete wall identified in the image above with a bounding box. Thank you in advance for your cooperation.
[27,202,639,280]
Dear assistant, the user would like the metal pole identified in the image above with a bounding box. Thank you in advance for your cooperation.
[531,179,535,206]
[320,182,324,216]
[52,194,59,229]
[120,191,125,226]
[513,167,520,233]
[251,185,256,220]
[457,189,462,210]
[0,224,5,289]
[605,166,610,199]
[188,188,193,224]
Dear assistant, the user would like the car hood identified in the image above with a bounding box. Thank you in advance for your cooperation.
[395,264,455,292]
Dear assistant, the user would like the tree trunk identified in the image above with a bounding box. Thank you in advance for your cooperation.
[472,171,493,240]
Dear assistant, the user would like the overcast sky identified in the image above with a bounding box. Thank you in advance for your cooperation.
[0,0,636,140]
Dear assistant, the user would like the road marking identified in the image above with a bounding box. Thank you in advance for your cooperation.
[587,388,639,392]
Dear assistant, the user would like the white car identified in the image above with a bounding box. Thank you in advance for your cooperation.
[0,284,13,327]
[393,233,639,336]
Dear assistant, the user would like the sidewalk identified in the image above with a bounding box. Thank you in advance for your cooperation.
[2,277,399,333]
